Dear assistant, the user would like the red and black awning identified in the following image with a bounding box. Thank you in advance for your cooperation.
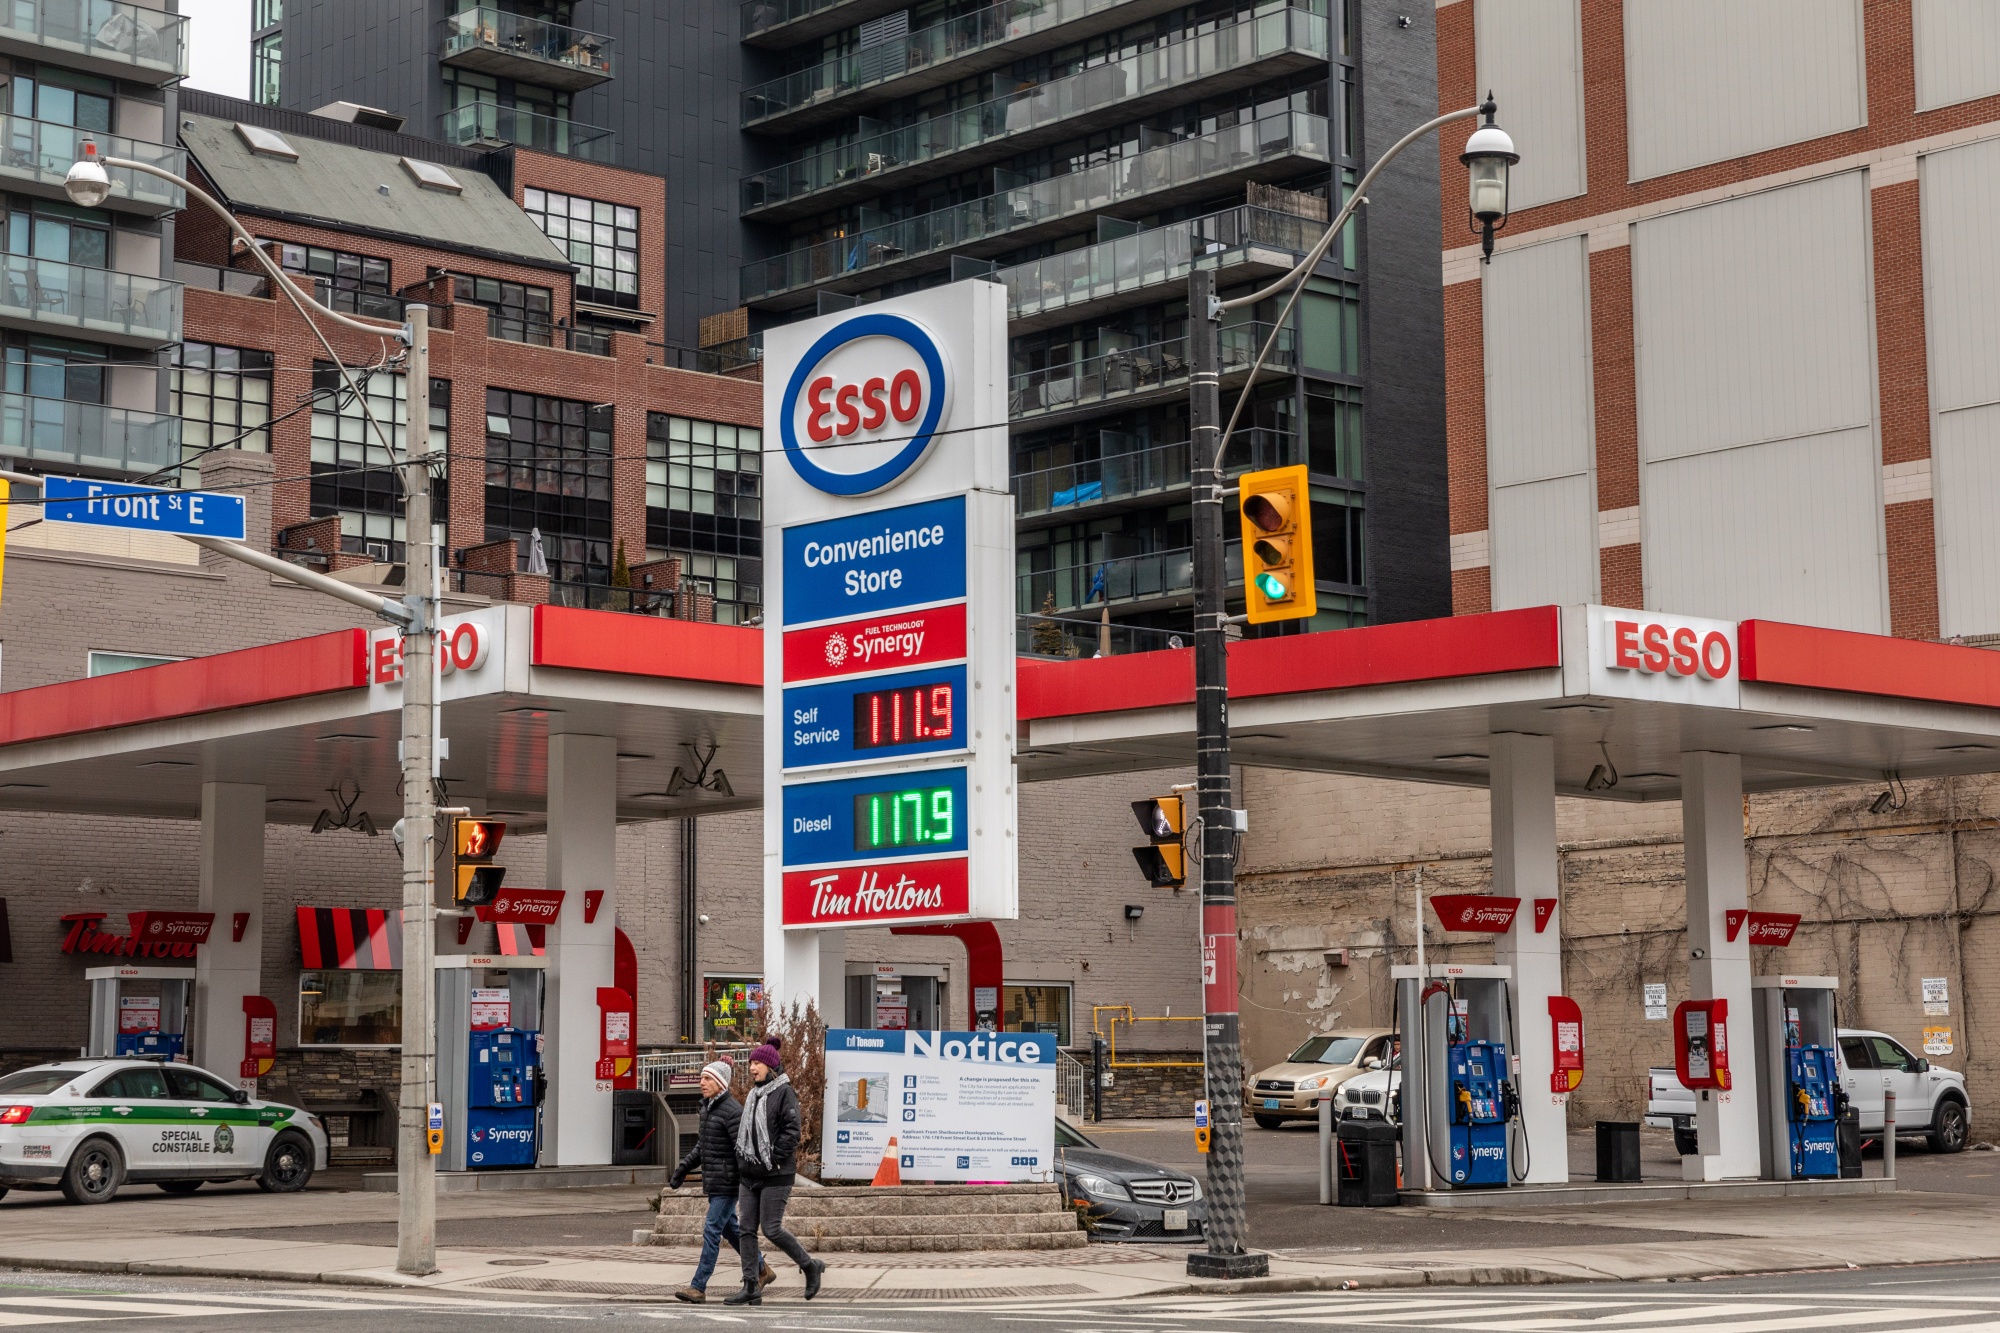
[296,907,403,969]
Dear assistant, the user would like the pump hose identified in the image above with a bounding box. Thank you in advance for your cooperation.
[1503,979,1532,1183]
[1404,982,1456,1188]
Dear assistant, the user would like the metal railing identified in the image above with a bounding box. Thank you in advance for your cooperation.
[636,1046,759,1095]
[439,7,614,82]
[740,0,854,39]
[1056,1047,1089,1120]
[1017,611,1185,659]
[438,103,615,162]
[0,116,184,211]
[1012,427,1294,518]
[0,390,180,474]
[1,0,188,81]
[174,259,265,297]
[0,254,181,345]
[1000,205,1320,322]
[741,110,1328,303]
[743,0,1136,126]
[1018,545,1194,616]
[648,340,765,375]
[742,8,1324,213]
[1008,321,1294,420]
[306,278,407,323]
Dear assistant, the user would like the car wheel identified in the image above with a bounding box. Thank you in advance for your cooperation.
[1252,1114,1285,1130]
[1673,1126,1699,1156]
[1930,1099,1969,1154]
[157,1179,203,1196]
[257,1132,314,1193]
[60,1137,123,1205]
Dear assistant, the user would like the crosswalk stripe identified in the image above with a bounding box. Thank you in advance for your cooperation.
[1291,1300,1669,1326]
[1471,1310,1952,1333]
[1472,1304,1822,1331]
[0,1296,255,1318]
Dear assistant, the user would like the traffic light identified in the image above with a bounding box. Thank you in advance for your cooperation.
[453,818,507,905]
[1238,464,1316,624]
[1130,795,1186,888]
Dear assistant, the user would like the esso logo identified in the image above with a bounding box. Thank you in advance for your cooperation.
[1606,617,1733,681]
[780,313,948,496]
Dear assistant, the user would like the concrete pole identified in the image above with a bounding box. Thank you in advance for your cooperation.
[396,305,438,1275]
[1681,751,1760,1181]
[193,782,266,1084]
[1489,732,1567,1183]
[544,731,617,1165]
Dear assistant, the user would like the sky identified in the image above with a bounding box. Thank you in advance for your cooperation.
[180,0,251,99]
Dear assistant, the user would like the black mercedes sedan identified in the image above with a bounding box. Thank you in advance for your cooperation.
[1054,1118,1207,1242]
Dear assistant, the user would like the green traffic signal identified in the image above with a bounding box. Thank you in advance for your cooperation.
[1254,571,1288,600]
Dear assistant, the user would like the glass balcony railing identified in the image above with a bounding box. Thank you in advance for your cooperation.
[174,259,267,297]
[0,0,188,81]
[439,8,614,90]
[1018,545,1194,616]
[741,7,1325,213]
[1000,205,1321,323]
[439,103,614,162]
[742,110,1328,303]
[0,117,184,212]
[0,254,180,345]
[1012,427,1295,517]
[1017,610,1185,659]
[741,0,871,40]
[1008,321,1295,421]
[743,0,1137,127]
[0,389,180,474]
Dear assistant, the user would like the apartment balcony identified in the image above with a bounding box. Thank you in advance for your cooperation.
[740,7,1326,222]
[1009,320,1295,428]
[0,0,187,85]
[0,255,180,348]
[0,116,184,216]
[741,110,1329,309]
[439,8,614,92]
[741,0,910,49]
[1001,204,1322,335]
[1018,545,1193,617]
[0,390,180,475]
[742,0,1182,134]
[1013,427,1296,524]
[439,103,614,162]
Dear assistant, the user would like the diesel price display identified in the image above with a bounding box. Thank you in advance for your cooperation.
[853,784,954,851]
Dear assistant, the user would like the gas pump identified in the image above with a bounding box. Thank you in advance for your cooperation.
[466,1025,543,1168]
[436,956,547,1171]
[1751,975,1840,1180]
[85,966,192,1059]
[1393,964,1525,1191]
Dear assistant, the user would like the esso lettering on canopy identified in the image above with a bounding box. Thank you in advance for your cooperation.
[371,620,491,684]
[1606,617,1733,681]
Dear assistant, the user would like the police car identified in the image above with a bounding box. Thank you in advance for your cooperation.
[0,1059,328,1204]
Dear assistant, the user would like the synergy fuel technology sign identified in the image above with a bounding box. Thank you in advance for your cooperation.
[763,281,1017,953]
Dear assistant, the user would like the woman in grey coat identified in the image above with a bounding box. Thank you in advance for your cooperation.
[723,1038,826,1305]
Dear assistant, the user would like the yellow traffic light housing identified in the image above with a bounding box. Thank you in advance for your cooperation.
[1239,464,1315,623]
[453,818,507,905]
[1130,795,1187,888]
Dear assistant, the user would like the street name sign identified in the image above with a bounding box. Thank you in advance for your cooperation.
[43,476,246,541]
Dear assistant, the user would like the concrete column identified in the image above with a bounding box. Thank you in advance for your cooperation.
[1488,732,1567,1184]
[817,930,846,1029]
[1682,751,1760,1180]
[543,732,616,1166]
[193,781,266,1086]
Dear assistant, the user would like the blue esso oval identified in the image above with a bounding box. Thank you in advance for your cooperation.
[780,313,949,497]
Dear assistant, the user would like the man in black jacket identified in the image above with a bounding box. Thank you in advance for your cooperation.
[724,1040,827,1305]
[668,1060,772,1303]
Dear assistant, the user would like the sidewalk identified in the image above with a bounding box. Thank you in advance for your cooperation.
[3,1181,1999,1298]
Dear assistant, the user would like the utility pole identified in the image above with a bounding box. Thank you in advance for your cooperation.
[1184,268,1263,1280]
[396,305,438,1276]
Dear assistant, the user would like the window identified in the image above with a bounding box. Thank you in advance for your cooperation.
[251,32,282,106]
[252,0,282,29]
[5,335,105,403]
[173,342,273,478]
[483,388,612,587]
[275,242,395,319]
[447,271,553,345]
[1305,384,1363,481]
[299,970,401,1046]
[233,122,297,161]
[1287,1034,1369,1065]
[704,977,762,1043]
[91,1066,169,1099]
[521,188,639,308]
[1299,277,1361,377]
[88,651,182,676]
[165,1066,236,1101]
[0,1067,81,1095]
[645,413,762,625]
[310,366,450,563]
[1868,1036,1918,1073]
[1839,1035,1874,1070]
[8,198,110,269]
[9,72,113,132]
[1001,983,1071,1046]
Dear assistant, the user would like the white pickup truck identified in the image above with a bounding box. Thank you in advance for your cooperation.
[1646,1028,1970,1155]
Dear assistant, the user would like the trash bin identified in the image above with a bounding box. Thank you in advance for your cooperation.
[1335,1118,1400,1207]
[1837,1108,1862,1179]
[1595,1121,1641,1183]
[612,1089,660,1167]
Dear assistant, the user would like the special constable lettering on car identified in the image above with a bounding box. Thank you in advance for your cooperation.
[154,1126,234,1154]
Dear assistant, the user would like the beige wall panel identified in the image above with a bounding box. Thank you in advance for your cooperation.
[1914,0,2000,112]
[1921,136,2000,415]
[1491,474,1596,610]
[1484,235,1594,486]
[1624,0,1866,181]
[1476,0,1586,209]
[1933,403,2000,637]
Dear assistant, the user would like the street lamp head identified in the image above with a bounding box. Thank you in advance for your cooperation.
[1459,93,1518,262]
[64,142,111,209]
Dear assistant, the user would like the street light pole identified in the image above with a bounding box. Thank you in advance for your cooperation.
[1183,99,1513,1279]
[66,145,443,1275]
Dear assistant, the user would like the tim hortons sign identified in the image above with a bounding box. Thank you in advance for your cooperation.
[60,911,215,958]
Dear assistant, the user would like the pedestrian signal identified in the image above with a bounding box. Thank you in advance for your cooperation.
[453,818,507,905]
[1239,464,1315,624]
[1130,795,1187,888]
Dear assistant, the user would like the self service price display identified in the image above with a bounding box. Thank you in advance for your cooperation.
[763,282,1017,1001]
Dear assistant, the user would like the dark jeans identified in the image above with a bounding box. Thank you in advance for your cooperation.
[691,1192,742,1292]
[738,1178,812,1283]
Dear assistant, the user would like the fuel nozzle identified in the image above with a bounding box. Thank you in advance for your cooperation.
[1500,1080,1521,1122]
[1455,1084,1472,1122]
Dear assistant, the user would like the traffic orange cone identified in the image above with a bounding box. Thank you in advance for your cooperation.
[871,1136,902,1187]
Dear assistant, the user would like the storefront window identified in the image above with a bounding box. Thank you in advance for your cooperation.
[704,976,762,1043]
[1001,983,1071,1046]
[299,970,401,1046]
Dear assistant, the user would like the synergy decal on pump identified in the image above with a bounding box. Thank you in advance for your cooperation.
[467,1026,541,1169]
[1447,1039,1515,1188]
[1787,1045,1840,1179]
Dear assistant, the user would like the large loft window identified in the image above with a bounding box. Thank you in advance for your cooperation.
[521,188,638,309]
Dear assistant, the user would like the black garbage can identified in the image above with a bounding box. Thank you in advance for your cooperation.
[1595,1121,1641,1182]
[1837,1108,1862,1179]
[1335,1118,1400,1207]
[612,1089,660,1167]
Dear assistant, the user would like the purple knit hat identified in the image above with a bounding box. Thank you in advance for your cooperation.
[750,1041,783,1071]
